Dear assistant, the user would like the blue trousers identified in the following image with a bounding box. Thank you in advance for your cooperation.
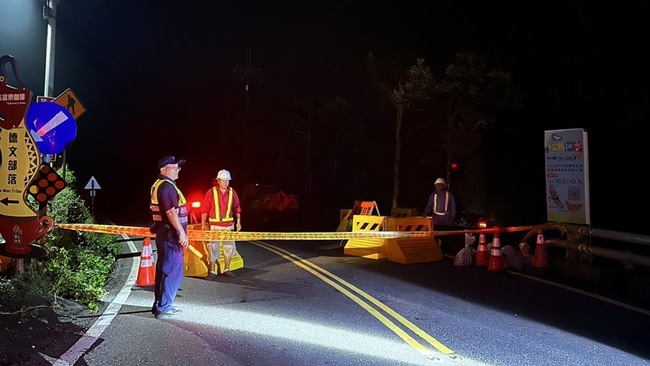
[153,231,184,313]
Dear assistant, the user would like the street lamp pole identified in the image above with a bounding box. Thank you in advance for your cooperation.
[39,1,58,207]
[43,0,57,99]
[42,0,67,174]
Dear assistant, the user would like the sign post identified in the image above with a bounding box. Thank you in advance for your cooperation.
[53,88,85,177]
[84,176,101,216]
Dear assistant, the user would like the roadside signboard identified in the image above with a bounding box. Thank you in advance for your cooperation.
[36,96,54,103]
[544,128,591,225]
[84,176,101,191]
[271,190,290,211]
[0,80,31,130]
[84,176,101,214]
[0,121,42,217]
[53,88,86,119]
[25,102,77,155]
[0,55,32,130]
[28,164,67,204]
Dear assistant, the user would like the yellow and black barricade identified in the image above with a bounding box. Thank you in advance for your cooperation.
[183,224,245,277]
[343,215,388,259]
[384,216,443,264]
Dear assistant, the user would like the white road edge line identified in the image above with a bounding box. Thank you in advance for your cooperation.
[48,234,139,366]
[444,253,650,317]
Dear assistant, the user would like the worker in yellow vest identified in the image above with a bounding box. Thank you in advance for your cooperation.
[422,177,456,226]
[200,169,242,278]
[149,155,188,319]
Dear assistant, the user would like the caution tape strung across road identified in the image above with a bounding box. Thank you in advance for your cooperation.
[54,223,554,262]
[431,224,549,236]
[55,223,434,241]
[55,223,549,241]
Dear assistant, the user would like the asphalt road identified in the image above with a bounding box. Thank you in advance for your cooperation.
[36,237,650,366]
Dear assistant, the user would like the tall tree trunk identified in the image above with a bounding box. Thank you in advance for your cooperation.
[306,112,312,208]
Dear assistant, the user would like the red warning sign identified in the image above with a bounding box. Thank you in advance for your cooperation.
[271,190,291,211]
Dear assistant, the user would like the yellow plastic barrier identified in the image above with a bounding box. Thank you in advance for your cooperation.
[183,241,245,278]
[385,216,432,231]
[182,224,244,278]
[336,209,353,232]
[340,209,353,222]
[343,215,388,259]
[384,217,443,264]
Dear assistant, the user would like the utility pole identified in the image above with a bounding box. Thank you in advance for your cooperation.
[233,47,261,185]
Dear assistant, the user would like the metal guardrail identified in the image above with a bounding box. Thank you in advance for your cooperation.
[434,221,650,268]
[579,227,650,247]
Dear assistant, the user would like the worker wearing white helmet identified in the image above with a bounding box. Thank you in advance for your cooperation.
[200,169,242,278]
[422,177,456,226]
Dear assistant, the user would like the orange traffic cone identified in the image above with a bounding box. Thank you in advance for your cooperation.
[137,237,156,286]
[475,232,489,267]
[487,232,504,272]
[531,229,549,268]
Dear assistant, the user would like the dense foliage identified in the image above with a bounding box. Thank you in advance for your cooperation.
[0,168,120,312]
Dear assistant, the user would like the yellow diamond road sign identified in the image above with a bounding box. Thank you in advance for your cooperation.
[53,88,86,119]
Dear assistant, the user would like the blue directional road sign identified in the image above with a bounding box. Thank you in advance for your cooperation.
[25,102,77,155]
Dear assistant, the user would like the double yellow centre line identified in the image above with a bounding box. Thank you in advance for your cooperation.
[250,240,454,360]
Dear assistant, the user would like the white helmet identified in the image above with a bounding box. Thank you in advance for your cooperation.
[217,169,231,181]
[434,177,446,185]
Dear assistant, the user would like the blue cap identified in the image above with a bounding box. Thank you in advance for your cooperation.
[158,155,186,168]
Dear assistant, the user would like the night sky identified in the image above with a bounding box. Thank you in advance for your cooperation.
[1,1,648,234]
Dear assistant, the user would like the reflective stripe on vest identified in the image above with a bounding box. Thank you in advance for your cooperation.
[150,178,187,222]
[208,187,234,223]
[433,191,449,216]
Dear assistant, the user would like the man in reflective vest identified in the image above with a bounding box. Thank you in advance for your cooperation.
[150,155,189,319]
[201,169,242,278]
[422,177,456,226]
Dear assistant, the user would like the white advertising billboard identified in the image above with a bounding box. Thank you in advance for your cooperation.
[544,128,591,224]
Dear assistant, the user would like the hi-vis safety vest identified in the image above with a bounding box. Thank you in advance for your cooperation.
[433,191,450,216]
[150,178,188,225]
[208,187,234,223]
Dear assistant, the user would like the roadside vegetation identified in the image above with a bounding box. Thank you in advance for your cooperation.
[0,168,120,313]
